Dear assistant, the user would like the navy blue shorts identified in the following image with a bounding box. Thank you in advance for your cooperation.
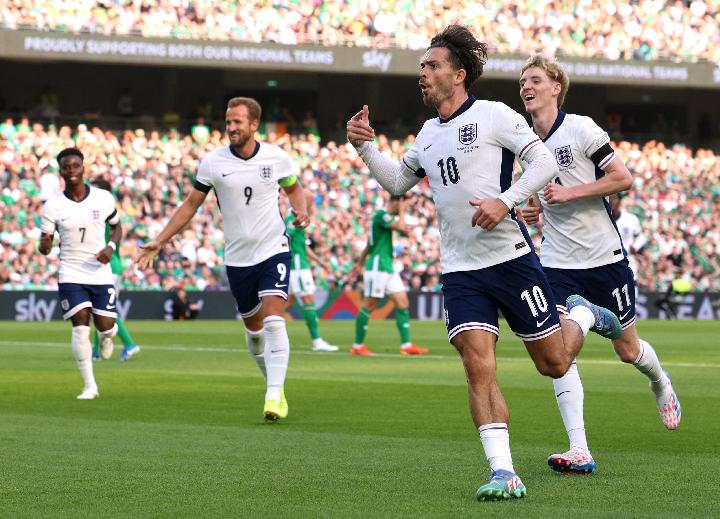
[226,252,291,318]
[442,253,561,342]
[58,283,117,320]
[543,259,636,329]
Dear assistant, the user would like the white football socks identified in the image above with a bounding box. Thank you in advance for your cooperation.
[552,361,589,453]
[263,316,290,402]
[71,325,97,390]
[566,305,595,337]
[245,327,266,380]
[479,423,515,473]
[98,323,118,341]
[634,339,667,396]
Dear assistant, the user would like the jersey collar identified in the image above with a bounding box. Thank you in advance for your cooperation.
[63,183,90,203]
[541,110,566,142]
[438,95,476,124]
[229,141,260,160]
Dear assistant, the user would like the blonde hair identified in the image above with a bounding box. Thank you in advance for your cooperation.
[521,54,570,109]
[226,97,262,121]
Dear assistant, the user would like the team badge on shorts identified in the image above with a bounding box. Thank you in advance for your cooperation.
[459,123,477,145]
[555,145,574,168]
[61,299,69,311]
[259,165,273,182]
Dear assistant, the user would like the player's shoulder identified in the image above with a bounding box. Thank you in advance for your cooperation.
[258,141,291,160]
[564,113,602,133]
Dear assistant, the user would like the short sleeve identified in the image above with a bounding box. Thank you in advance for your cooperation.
[103,191,121,225]
[274,150,294,180]
[378,211,396,229]
[194,156,213,192]
[40,200,56,234]
[578,116,610,157]
[491,102,542,161]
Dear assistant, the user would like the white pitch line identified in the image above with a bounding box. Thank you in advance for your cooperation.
[1,340,719,369]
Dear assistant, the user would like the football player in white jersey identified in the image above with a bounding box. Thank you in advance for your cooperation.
[347,24,622,501]
[138,97,309,423]
[518,54,681,474]
[610,192,646,277]
[38,148,121,400]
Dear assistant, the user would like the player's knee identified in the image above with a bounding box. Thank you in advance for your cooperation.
[614,343,637,363]
[99,323,118,340]
[534,358,567,378]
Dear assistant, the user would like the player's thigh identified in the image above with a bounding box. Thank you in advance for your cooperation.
[289,268,315,297]
[58,282,93,321]
[523,316,571,377]
[363,270,391,299]
[589,260,637,329]
[226,264,262,319]
[442,270,501,342]
[491,254,561,342]
[258,252,291,313]
[88,284,118,320]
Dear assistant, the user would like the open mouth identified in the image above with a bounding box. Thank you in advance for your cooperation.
[523,94,535,102]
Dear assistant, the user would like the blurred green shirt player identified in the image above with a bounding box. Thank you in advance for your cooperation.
[350,195,428,356]
[91,178,141,362]
[284,188,338,352]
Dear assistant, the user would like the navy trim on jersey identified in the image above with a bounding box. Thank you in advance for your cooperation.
[438,95,476,124]
[596,163,628,259]
[499,148,515,191]
[541,111,566,142]
[193,180,212,193]
[591,143,614,168]
[402,157,427,179]
[63,184,91,203]
[228,141,260,160]
[105,209,117,222]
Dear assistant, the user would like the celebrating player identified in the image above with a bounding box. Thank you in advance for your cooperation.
[349,194,428,356]
[285,187,339,352]
[38,147,121,399]
[347,24,622,501]
[138,97,309,422]
[518,54,681,474]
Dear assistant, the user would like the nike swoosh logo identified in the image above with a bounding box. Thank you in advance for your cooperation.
[423,144,433,151]
[221,172,236,177]
[106,304,115,310]
[275,283,287,288]
[536,315,551,327]
[619,310,631,320]
[555,390,570,398]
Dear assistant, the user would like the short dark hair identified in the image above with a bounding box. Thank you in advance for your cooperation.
[56,147,84,164]
[390,195,405,201]
[429,25,488,91]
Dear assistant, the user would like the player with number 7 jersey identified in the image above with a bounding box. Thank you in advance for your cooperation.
[137,97,310,423]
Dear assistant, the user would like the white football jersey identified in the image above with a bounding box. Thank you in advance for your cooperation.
[195,142,294,266]
[41,185,120,284]
[402,98,543,273]
[529,112,624,269]
[616,210,645,254]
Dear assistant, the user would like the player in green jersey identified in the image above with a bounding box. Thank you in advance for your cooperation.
[350,195,428,356]
[90,179,141,362]
[285,188,338,352]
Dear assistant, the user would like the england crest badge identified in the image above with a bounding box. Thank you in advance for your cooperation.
[458,123,477,146]
[259,165,273,182]
[555,145,574,168]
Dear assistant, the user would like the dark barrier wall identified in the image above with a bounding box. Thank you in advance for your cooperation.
[2,290,719,321]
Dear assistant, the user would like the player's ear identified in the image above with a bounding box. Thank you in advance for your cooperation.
[456,68,467,86]
[250,118,260,132]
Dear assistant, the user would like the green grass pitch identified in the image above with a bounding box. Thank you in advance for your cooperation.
[1,319,719,518]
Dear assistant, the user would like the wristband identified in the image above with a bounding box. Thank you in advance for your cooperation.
[107,242,117,251]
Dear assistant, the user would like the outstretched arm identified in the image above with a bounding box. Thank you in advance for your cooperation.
[347,105,421,196]
[138,188,207,269]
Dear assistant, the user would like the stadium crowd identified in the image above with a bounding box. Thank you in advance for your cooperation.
[2,0,719,63]
[1,117,718,293]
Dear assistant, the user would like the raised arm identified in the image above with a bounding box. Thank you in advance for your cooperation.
[138,187,207,269]
[347,105,421,196]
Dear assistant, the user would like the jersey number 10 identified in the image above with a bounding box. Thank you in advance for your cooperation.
[437,157,460,186]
